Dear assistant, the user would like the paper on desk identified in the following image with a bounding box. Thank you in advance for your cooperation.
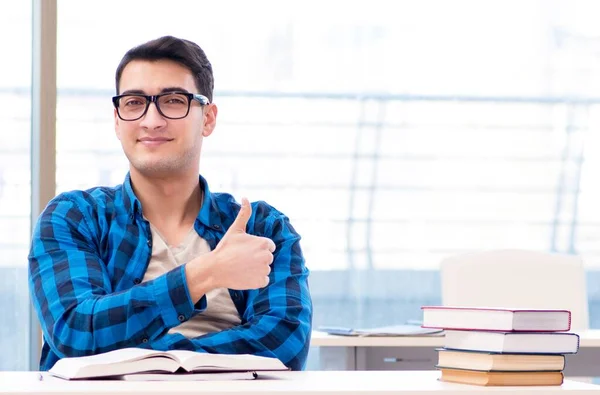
[319,324,444,337]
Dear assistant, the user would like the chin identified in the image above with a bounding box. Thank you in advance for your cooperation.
[124,146,199,177]
[131,159,182,176]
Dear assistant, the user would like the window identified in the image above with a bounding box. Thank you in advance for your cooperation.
[55,0,600,344]
[0,1,32,370]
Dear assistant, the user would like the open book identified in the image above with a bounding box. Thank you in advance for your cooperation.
[119,371,258,381]
[48,348,289,380]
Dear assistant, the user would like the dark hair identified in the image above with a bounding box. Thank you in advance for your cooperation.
[115,36,214,102]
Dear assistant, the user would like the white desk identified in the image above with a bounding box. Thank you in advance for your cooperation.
[1,371,599,395]
[311,330,600,375]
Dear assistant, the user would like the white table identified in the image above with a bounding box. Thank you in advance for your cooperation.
[1,371,599,395]
[310,330,600,376]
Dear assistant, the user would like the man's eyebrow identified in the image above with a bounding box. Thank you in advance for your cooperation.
[119,87,191,96]
[120,89,145,95]
[160,87,190,94]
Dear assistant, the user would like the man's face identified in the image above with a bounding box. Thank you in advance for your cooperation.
[114,59,216,177]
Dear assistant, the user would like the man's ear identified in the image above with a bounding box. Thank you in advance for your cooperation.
[202,103,218,137]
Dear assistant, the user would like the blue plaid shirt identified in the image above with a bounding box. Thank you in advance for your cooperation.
[28,174,312,371]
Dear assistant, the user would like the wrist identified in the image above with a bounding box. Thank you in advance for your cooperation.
[185,252,219,302]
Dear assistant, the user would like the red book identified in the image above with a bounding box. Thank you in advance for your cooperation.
[421,306,571,332]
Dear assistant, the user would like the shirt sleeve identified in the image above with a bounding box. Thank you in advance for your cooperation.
[150,207,313,371]
[28,195,202,359]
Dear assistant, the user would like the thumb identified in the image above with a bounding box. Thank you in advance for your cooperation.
[228,197,251,233]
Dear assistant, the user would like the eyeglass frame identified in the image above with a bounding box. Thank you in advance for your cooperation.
[112,92,210,121]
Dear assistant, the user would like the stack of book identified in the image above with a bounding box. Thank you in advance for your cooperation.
[421,306,580,386]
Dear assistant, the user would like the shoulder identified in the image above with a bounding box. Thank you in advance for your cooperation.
[210,192,298,238]
[40,184,124,225]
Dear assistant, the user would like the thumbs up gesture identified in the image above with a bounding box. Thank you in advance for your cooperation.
[210,198,276,290]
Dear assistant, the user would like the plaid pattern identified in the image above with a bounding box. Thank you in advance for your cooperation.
[28,174,312,371]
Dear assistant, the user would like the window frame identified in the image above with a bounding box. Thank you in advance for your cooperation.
[29,0,57,370]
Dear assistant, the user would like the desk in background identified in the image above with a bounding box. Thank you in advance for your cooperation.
[311,330,600,376]
[1,371,599,395]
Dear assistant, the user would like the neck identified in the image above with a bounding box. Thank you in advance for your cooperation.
[129,166,202,228]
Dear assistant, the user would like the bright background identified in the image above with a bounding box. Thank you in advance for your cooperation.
[4,0,600,370]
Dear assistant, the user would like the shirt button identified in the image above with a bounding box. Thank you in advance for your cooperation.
[178,314,186,322]
[147,239,152,247]
[212,224,221,230]
[133,278,141,285]
[142,338,148,343]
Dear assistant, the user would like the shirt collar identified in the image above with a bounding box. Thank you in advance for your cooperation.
[121,172,224,231]
[197,174,225,231]
[121,172,140,216]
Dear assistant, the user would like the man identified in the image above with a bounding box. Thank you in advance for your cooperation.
[28,36,312,371]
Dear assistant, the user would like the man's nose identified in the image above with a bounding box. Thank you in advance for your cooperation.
[140,101,167,128]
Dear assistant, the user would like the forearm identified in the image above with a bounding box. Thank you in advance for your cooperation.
[32,264,199,358]
[153,313,311,370]
[151,273,313,370]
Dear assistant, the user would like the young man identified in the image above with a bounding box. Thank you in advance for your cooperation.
[28,36,312,371]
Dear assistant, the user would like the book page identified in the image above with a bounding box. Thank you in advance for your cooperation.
[49,348,179,379]
[166,350,288,372]
[120,371,258,381]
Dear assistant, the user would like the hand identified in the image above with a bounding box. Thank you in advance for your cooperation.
[210,198,276,290]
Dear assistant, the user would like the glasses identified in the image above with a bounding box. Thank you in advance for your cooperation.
[112,92,210,121]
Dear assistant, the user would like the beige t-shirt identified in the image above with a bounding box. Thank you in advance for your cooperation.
[141,225,241,338]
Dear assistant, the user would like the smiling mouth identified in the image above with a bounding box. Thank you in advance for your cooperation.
[138,138,174,146]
